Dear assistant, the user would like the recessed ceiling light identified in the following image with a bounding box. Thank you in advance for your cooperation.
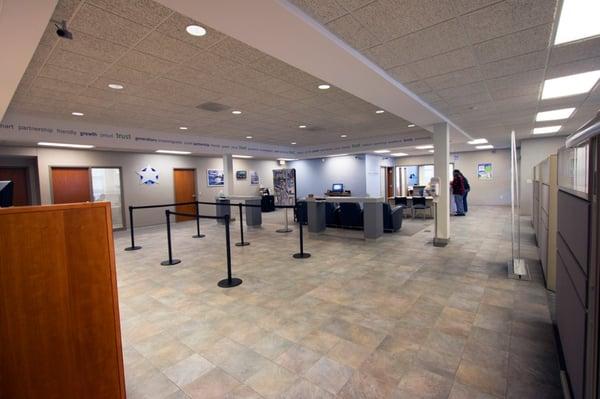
[38,142,94,149]
[476,145,494,150]
[232,110,242,115]
[467,138,488,145]
[541,70,600,99]
[407,124,416,128]
[278,158,298,161]
[375,110,385,114]
[71,112,84,116]
[374,149,390,153]
[391,152,408,157]
[186,25,207,37]
[533,126,562,134]
[179,126,188,130]
[299,125,307,128]
[246,135,253,139]
[108,83,124,90]
[318,84,330,90]
[233,154,253,159]
[428,150,435,153]
[554,0,600,45]
[291,142,297,145]
[536,108,576,121]
[156,150,191,155]
[340,134,347,138]
[416,145,434,150]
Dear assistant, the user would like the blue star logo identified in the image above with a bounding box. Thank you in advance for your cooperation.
[137,165,159,185]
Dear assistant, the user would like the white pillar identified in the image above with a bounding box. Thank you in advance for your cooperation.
[223,154,234,196]
[433,122,450,245]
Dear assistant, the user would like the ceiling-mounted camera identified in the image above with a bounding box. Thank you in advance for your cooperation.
[54,20,73,40]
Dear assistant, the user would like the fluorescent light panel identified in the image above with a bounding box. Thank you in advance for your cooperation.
[536,108,575,121]
[156,150,191,154]
[374,149,390,153]
[391,152,408,157]
[38,142,94,149]
[554,0,600,45]
[533,126,562,134]
[232,155,253,158]
[476,145,494,150]
[416,145,434,150]
[467,138,488,145]
[541,70,600,99]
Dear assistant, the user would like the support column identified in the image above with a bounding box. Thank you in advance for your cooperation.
[433,123,450,246]
[223,154,234,197]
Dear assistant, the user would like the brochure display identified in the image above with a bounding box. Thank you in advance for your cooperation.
[273,168,296,233]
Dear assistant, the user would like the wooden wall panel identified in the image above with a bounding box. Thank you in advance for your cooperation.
[174,169,196,222]
[51,167,91,204]
[0,167,30,205]
[0,202,124,399]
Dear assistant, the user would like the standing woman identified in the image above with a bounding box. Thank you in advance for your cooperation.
[457,170,470,213]
[451,170,466,216]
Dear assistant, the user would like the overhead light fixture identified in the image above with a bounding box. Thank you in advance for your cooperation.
[329,154,348,157]
[536,108,576,121]
[233,154,253,159]
[391,152,408,157]
[231,110,242,115]
[476,145,494,150]
[178,126,188,130]
[533,125,562,134]
[71,112,84,116]
[428,150,435,153]
[291,142,297,145]
[278,158,297,161]
[246,135,253,139]
[298,125,307,128]
[407,124,416,128]
[467,138,488,145]
[416,145,434,150]
[156,150,191,155]
[108,83,124,90]
[340,134,347,138]
[374,149,390,154]
[38,142,94,149]
[318,84,330,90]
[554,0,600,45]
[541,70,600,99]
[186,25,207,37]
[375,110,385,114]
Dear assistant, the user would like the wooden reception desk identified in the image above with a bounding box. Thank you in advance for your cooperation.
[0,202,125,399]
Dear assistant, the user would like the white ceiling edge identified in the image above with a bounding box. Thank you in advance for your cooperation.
[154,0,473,141]
[0,0,58,121]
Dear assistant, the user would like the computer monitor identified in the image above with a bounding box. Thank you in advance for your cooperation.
[0,181,14,207]
[331,183,344,192]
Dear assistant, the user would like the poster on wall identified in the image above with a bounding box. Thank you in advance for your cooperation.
[236,170,247,180]
[273,169,296,206]
[136,165,159,185]
[250,170,259,185]
[478,163,493,180]
[207,169,224,186]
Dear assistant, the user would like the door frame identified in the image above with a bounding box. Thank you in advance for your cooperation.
[172,168,198,222]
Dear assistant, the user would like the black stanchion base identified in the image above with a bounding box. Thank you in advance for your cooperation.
[235,242,250,247]
[293,252,311,259]
[161,259,181,266]
[193,234,206,238]
[218,277,243,288]
[125,246,142,251]
[276,228,293,233]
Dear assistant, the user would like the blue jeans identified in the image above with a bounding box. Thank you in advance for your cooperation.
[454,194,465,214]
[463,190,469,213]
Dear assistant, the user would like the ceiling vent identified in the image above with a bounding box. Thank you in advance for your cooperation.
[196,102,230,112]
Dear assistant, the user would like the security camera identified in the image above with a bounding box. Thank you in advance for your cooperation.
[54,21,73,40]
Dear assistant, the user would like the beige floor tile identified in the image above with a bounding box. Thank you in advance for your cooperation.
[163,353,215,387]
[183,368,240,399]
[245,361,298,398]
[304,356,353,395]
[275,344,322,374]
[327,339,372,369]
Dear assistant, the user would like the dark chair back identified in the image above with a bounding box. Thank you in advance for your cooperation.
[339,202,363,229]
[325,202,340,227]
[394,196,408,206]
[412,196,426,207]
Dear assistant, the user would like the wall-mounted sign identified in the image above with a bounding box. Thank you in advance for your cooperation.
[478,163,493,180]
[207,169,224,186]
[136,165,159,185]
[236,170,247,180]
[250,170,259,185]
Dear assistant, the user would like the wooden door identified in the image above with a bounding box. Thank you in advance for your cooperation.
[174,169,196,222]
[51,168,91,204]
[0,167,30,205]
[386,167,394,198]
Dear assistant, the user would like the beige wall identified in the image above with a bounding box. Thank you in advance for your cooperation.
[0,146,279,227]
[395,149,511,206]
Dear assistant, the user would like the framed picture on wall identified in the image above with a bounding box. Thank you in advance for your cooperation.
[236,170,247,180]
[478,163,493,180]
[207,169,224,186]
[250,170,259,185]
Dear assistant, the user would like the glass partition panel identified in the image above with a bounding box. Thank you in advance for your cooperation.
[91,168,124,229]
[558,144,589,199]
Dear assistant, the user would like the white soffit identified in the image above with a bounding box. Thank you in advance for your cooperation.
[154,0,471,140]
[0,0,59,120]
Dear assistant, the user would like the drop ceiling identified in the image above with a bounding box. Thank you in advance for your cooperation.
[7,0,425,147]
[290,0,600,146]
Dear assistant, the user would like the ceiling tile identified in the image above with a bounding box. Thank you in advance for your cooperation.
[58,30,129,63]
[209,37,265,65]
[47,49,111,76]
[70,3,150,47]
[386,64,420,83]
[187,51,242,76]
[117,50,178,75]
[289,0,348,23]
[100,65,155,87]
[31,76,87,95]
[135,31,200,63]
[425,66,484,90]
[438,81,488,99]
[326,14,379,50]
[451,0,502,15]
[335,0,375,12]
[545,56,600,79]
[87,0,173,27]
[480,50,547,79]
[404,81,432,95]
[156,12,226,49]
[473,23,551,64]
[549,37,600,67]
[38,63,98,86]
[411,47,478,79]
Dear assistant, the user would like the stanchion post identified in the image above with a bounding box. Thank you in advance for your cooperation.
[218,215,242,288]
[192,201,205,238]
[235,202,250,247]
[293,213,311,259]
[161,210,181,266]
[124,206,142,251]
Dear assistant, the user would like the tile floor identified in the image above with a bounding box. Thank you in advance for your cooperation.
[115,206,563,399]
